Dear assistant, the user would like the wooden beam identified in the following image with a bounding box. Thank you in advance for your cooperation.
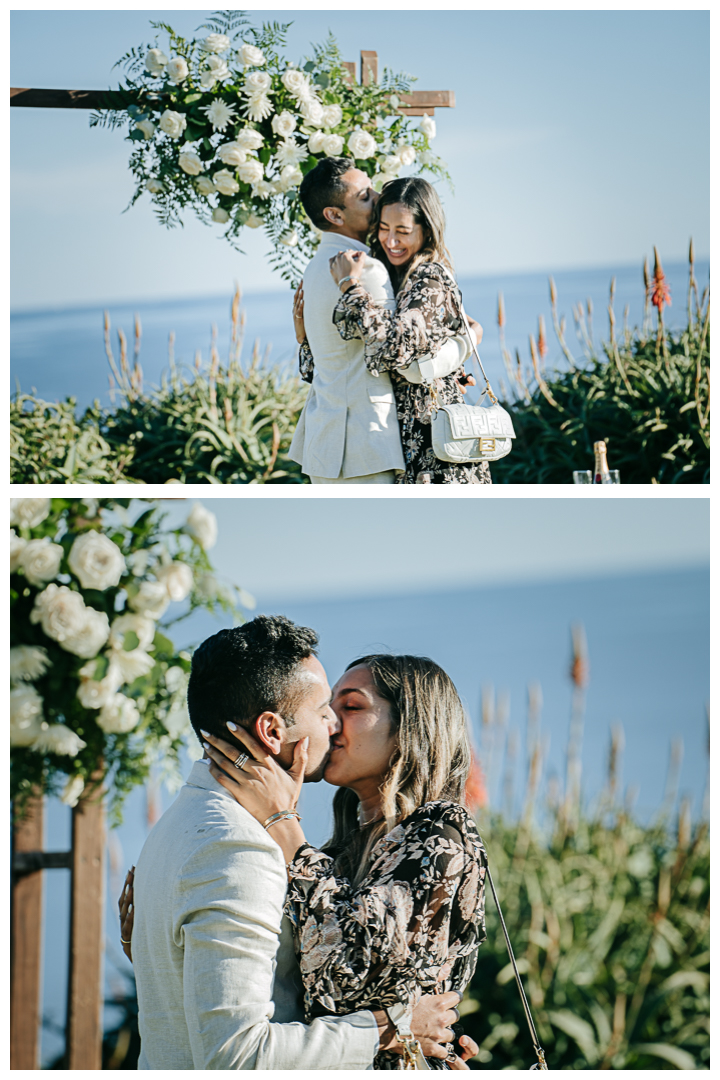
[360,51,378,86]
[10,87,128,109]
[11,795,44,1071]
[66,787,105,1070]
[342,61,357,85]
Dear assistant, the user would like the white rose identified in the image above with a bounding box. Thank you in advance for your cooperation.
[419,114,437,139]
[251,179,275,200]
[279,165,303,189]
[307,130,326,154]
[217,142,246,167]
[185,503,218,550]
[145,178,165,194]
[321,104,343,129]
[10,707,45,748]
[11,530,27,572]
[156,561,193,602]
[236,128,264,150]
[196,175,216,196]
[111,648,155,684]
[347,129,377,160]
[163,702,191,739]
[97,693,141,734]
[18,538,64,587]
[201,33,231,54]
[77,662,123,709]
[63,607,111,659]
[11,498,51,529]
[212,169,240,196]
[237,158,264,185]
[416,150,433,166]
[281,68,309,97]
[165,665,188,693]
[135,119,156,140]
[145,48,168,76]
[11,684,43,728]
[129,580,170,619]
[237,43,266,67]
[382,154,402,175]
[322,133,345,156]
[280,229,299,247]
[397,144,416,166]
[212,207,230,223]
[10,645,50,684]
[244,70,272,95]
[158,109,187,140]
[373,172,392,190]
[271,111,297,138]
[245,212,264,228]
[205,54,229,78]
[68,531,126,591]
[299,98,325,127]
[389,94,401,110]
[32,722,87,757]
[30,584,89,645]
[60,775,85,808]
[109,613,156,652]
[166,56,189,84]
[178,151,203,176]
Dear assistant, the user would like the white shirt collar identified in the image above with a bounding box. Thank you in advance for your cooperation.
[318,231,370,255]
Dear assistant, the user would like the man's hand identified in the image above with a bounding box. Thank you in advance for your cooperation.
[329,249,366,290]
[293,283,306,345]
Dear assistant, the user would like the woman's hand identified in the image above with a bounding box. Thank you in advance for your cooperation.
[329,250,366,289]
[455,372,477,395]
[202,725,307,824]
[293,283,306,345]
[118,867,135,963]
[466,315,483,346]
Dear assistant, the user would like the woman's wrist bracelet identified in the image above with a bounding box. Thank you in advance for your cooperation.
[337,275,359,290]
[262,810,301,831]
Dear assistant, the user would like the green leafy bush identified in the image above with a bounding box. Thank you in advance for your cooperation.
[492,250,710,484]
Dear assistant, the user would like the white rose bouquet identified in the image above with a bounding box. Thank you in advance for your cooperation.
[94,11,449,284]
[11,498,250,824]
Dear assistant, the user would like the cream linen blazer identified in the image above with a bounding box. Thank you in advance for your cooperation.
[289,233,472,480]
[133,760,378,1069]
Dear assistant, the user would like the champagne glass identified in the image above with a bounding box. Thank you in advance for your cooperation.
[573,470,592,484]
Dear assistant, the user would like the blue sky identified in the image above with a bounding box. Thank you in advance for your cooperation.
[160,497,711,603]
[10,8,709,309]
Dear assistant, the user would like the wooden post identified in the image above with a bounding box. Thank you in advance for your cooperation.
[360,50,378,86]
[11,795,45,1070]
[65,786,106,1070]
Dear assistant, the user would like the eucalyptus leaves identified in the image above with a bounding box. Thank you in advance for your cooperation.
[97,10,449,282]
[10,498,248,823]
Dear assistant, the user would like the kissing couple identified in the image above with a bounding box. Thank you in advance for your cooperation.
[288,158,493,484]
[120,614,488,1069]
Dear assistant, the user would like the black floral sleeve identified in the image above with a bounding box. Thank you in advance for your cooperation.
[333,264,465,376]
[298,338,314,384]
[284,801,487,1069]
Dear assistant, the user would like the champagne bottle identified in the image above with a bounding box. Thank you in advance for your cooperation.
[593,441,610,484]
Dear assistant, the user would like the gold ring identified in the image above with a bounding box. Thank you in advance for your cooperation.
[120,937,131,945]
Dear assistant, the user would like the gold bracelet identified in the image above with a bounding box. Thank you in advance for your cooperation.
[262,810,301,830]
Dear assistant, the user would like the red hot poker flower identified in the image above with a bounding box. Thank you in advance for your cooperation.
[651,246,672,313]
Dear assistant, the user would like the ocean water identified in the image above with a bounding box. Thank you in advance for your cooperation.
[11,258,708,409]
[37,566,709,1065]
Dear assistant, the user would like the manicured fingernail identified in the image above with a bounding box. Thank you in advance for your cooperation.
[200,729,210,738]
[203,741,210,750]
[227,721,238,731]
[303,736,309,749]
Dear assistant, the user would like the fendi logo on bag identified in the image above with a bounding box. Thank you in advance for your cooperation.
[446,406,513,439]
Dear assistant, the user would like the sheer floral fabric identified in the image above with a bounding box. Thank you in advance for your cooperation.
[333,264,492,485]
[284,801,488,1070]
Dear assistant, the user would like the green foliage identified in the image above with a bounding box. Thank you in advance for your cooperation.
[492,255,710,484]
[464,809,709,1069]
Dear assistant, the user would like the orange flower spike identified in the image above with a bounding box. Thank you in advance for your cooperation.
[464,752,488,814]
[537,315,548,360]
[651,246,672,312]
[497,291,506,329]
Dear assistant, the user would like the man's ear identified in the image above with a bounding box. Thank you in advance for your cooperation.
[253,711,286,756]
[322,205,344,228]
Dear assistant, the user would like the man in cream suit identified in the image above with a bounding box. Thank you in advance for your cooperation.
[289,158,474,483]
[131,615,462,1069]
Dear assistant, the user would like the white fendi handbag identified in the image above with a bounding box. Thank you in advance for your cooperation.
[430,272,516,464]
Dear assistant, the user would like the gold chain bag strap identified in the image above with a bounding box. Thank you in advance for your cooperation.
[429,269,516,464]
[486,863,548,1069]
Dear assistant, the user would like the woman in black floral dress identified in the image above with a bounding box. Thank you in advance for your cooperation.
[298,177,492,484]
[204,654,488,1070]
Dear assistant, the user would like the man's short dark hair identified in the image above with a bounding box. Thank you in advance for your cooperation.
[187,615,319,746]
[299,156,354,230]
